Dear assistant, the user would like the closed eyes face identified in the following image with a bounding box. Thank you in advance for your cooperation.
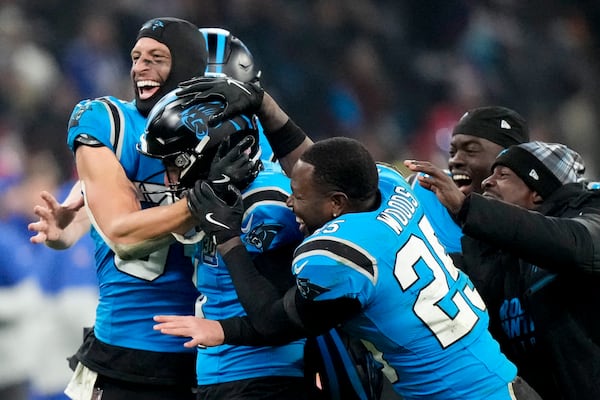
[286,160,334,235]
[482,165,539,209]
[130,37,172,100]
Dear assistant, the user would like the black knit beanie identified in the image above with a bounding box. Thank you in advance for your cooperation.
[452,106,529,148]
[492,141,585,198]
[134,17,207,116]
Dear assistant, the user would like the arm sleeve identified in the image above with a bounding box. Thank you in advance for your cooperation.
[263,118,307,159]
[67,99,114,152]
[459,193,600,274]
[220,244,362,345]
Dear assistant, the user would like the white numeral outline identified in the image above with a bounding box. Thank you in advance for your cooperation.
[114,246,169,281]
[394,217,485,348]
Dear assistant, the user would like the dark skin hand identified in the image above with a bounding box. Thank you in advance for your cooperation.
[403,160,466,215]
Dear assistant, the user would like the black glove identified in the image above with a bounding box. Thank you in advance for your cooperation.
[208,135,259,194]
[177,76,264,126]
[187,180,243,244]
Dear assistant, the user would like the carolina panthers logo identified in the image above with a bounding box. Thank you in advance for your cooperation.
[180,102,222,141]
[297,278,330,301]
[180,106,209,141]
[244,222,283,251]
[68,100,93,129]
[140,19,165,31]
[151,20,165,30]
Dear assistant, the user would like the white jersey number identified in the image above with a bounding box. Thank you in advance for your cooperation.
[114,246,169,281]
[394,217,486,348]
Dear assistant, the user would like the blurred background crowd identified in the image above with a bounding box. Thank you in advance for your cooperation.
[1,0,599,399]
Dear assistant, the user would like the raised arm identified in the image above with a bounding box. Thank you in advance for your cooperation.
[458,193,600,274]
[176,77,314,175]
[255,93,313,174]
[154,182,361,347]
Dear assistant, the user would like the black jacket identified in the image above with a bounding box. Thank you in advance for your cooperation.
[458,183,600,400]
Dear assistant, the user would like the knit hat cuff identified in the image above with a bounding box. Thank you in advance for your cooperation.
[452,106,529,148]
[492,146,562,198]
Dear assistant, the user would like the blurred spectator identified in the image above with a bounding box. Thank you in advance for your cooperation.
[3,0,600,175]
[0,136,97,400]
[61,13,130,100]
[0,3,60,114]
[0,133,38,400]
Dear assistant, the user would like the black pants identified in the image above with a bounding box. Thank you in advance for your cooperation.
[93,375,195,400]
[195,376,307,400]
[512,376,544,400]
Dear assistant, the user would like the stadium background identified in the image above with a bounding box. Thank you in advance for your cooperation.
[1,0,599,399]
[2,0,600,180]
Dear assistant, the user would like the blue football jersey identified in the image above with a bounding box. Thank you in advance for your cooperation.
[67,96,198,353]
[292,164,517,399]
[410,171,463,254]
[192,161,305,384]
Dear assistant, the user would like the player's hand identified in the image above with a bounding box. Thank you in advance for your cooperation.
[403,160,466,214]
[28,190,84,245]
[208,135,259,193]
[177,76,264,126]
[153,315,225,348]
[186,181,243,244]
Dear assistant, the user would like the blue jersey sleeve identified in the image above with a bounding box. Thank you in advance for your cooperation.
[292,235,376,306]
[241,162,303,255]
[66,98,116,152]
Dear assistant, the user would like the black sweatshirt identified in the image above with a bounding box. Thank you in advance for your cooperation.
[457,183,600,400]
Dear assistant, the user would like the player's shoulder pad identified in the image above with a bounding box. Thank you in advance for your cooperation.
[293,236,377,283]
[67,96,126,152]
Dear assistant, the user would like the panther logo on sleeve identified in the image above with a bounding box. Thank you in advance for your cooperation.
[297,277,330,301]
[244,222,284,251]
[68,100,94,129]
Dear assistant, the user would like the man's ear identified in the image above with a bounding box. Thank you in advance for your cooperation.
[330,191,348,217]
[532,191,544,205]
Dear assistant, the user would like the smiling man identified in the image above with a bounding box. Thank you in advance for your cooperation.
[57,17,208,400]
[405,141,600,399]
[154,137,548,400]
[408,106,529,258]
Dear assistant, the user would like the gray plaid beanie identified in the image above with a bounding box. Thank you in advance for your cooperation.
[492,141,585,198]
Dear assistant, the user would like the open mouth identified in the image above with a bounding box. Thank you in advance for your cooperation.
[296,217,308,235]
[452,173,472,189]
[137,80,161,100]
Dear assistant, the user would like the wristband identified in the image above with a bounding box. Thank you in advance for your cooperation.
[264,119,307,158]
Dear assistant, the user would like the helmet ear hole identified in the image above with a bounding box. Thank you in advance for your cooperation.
[174,153,191,168]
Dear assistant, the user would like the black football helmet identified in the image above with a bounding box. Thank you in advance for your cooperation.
[138,84,261,193]
[200,28,261,83]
